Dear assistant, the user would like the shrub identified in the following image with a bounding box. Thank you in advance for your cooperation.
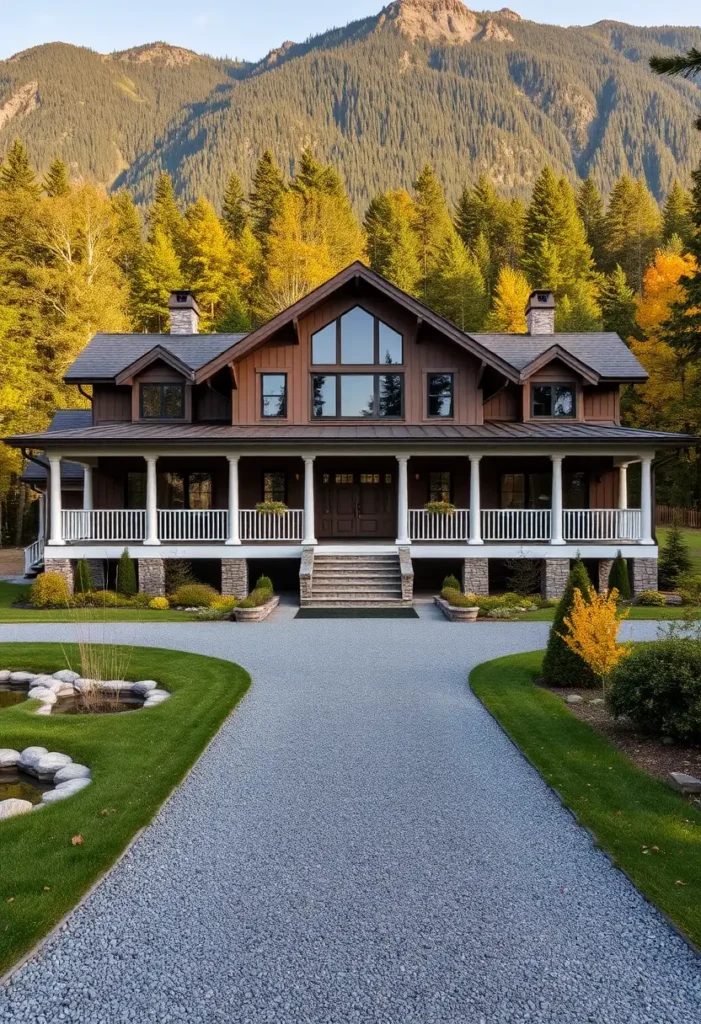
[607,551,631,601]
[255,501,287,515]
[486,607,517,619]
[74,559,92,594]
[211,596,238,612]
[117,548,137,596]
[678,570,701,606]
[608,634,701,741]
[149,596,170,610]
[442,573,461,592]
[196,607,227,620]
[255,575,273,592]
[165,559,196,594]
[424,501,455,515]
[29,572,70,608]
[239,586,275,609]
[441,587,478,608]
[560,586,630,693]
[129,592,151,608]
[542,557,595,687]
[84,590,122,607]
[637,589,666,607]
[659,524,692,590]
[505,557,541,596]
[169,583,218,608]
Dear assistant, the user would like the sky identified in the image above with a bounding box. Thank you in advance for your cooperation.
[0,0,699,62]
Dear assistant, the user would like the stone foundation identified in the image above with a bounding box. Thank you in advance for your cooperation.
[398,547,414,602]
[598,559,614,594]
[138,558,165,597]
[221,558,248,598]
[299,549,314,603]
[87,559,106,591]
[542,558,569,599]
[44,558,74,595]
[463,558,489,596]
[632,558,658,595]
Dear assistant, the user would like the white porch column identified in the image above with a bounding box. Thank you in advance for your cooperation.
[226,455,241,545]
[640,455,654,545]
[48,455,65,545]
[38,492,45,540]
[618,463,629,510]
[302,456,317,546]
[468,454,483,545]
[550,455,565,544]
[82,465,93,511]
[144,455,160,545]
[395,455,410,545]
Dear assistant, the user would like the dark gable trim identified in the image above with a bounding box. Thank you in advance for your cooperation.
[518,345,600,385]
[115,346,195,385]
[193,261,522,385]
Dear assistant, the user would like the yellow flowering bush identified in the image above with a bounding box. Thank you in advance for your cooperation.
[28,572,70,608]
[560,586,631,693]
[149,596,170,610]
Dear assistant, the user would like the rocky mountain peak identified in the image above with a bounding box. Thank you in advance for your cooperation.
[378,1,517,45]
[108,42,202,67]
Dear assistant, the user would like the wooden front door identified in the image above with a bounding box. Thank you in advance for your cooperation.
[317,468,395,539]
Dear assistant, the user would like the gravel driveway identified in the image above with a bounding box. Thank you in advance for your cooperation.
[0,618,699,1024]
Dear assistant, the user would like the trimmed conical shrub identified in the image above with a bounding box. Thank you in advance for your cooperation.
[542,557,595,687]
[607,550,631,601]
[116,548,137,596]
[659,524,692,589]
[74,559,92,594]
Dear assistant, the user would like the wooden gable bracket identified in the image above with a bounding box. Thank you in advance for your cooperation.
[482,375,511,404]
[115,345,195,386]
[518,344,600,386]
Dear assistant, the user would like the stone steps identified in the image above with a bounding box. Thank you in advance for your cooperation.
[303,551,409,607]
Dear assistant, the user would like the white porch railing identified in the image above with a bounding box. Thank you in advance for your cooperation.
[409,509,469,541]
[158,509,228,541]
[239,509,304,541]
[481,509,552,542]
[24,537,44,574]
[564,509,641,542]
[62,509,146,542]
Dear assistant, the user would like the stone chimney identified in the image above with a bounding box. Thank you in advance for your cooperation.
[525,290,555,335]
[168,290,200,334]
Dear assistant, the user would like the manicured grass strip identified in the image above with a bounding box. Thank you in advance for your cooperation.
[0,643,250,976]
[470,652,701,949]
[516,605,697,622]
[0,582,200,621]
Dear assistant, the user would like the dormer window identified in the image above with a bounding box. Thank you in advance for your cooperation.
[311,307,403,365]
[140,383,185,420]
[531,383,575,418]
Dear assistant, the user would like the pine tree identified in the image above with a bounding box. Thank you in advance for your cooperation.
[662,181,694,248]
[148,172,182,247]
[484,265,531,332]
[658,523,693,588]
[412,164,454,299]
[117,548,137,596]
[221,172,247,241]
[455,176,524,280]
[607,551,631,600]
[603,176,662,292]
[290,151,365,271]
[427,234,488,331]
[364,190,420,293]
[658,164,701,360]
[0,139,41,197]
[182,197,235,329]
[111,189,144,282]
[249,150,286,242]
[576,177,606,268]
[542,557,595,687]
[555,280,602,332]
[599,265,640,341]
[521,167,592,289]
[133,226,183,332]
[74,558,93,594]
[43,157,71,198]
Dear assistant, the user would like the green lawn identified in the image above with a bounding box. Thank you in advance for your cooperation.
[471,652,701,949]
[0,642,250,975]
[657,526,701,571]
[0,582,201,622]
[516,605,697,622]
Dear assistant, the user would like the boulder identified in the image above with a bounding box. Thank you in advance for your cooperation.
[41,778,91,803]
[31,674,58,689]
[27,686,57,705]
[35,704,53,716]
[668,772,701,795]
[53,763,91,783]
[34,752,72,780]
[148,689,170,699]
[0,669,11,681]
[565,694,584,705]
[55,684,77,698]
[19,746,48,770]
[143,694,168,707]
[9,671,37,683]
[0,748,21,770]
[0,798,33,820]
[52,669,80,683]
[132,680,158,696]
[99,680,134,693]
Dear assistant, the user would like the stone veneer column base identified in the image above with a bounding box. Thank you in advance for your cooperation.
[299,549,314,604]
[542,558,569,600]
[221,558,248,598]
[632,558,658,595]
[44,558,74,595]
[463,558,489,596]
[398,547,414,602]
[598,559,614,594]
[87,559,106,591]
[138,558,165,598]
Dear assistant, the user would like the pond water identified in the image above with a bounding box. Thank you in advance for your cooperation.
[0,770,51,805]
[55,694,143,715]
[0,689,26,709]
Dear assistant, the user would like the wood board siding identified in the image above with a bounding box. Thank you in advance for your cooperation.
[93,385,131,424]
[583,386,619,425]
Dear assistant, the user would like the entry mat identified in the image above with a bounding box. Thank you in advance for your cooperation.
[295,607,419,619]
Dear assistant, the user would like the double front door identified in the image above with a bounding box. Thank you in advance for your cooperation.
[317,465,395,539]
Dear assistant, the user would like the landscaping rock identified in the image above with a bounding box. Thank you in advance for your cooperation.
[30,674,57,688]
[662,736,675,746]
[54,763,91,783]
[0,748,21,769]
[148,688,170,699]
[35,704,52,716]
[664,594,683,606]
[565,694,584,704]
[132,680,158,696]
[56,683,77,698]
[33,752,72,779]
[668,772,701,795]
[0,798,33,820]
[99,680,134,693]
[9,671,37,683]
[0,669,10,681]
[27,686,57,704]
[143,694,168,707]
[41,777,91,803]
[52,669,81,683]
[18,746,48,770]
[589,698,605,706]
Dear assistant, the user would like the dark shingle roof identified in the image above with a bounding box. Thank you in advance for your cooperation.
[64,333,248,381]
[469,333,647,381]
[21,410,92,483]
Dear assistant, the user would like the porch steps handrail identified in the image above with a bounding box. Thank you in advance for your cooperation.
[240,509,304,542]
[563,508,641,542]
[24,537,45,575]
[481,508,552,542]
[408,509,469,541]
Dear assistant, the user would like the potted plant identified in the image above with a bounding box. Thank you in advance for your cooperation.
[255,501,288,516]
[424,500,456,515]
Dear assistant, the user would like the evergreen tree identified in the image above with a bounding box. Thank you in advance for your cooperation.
[658,523,693,588]
[221,172,247,241]
[412,164,454,298]
[659,164,701,360]
[133,226,183,332]
[555,280,602,332]
[608,551,631,600]
[662,181,694,248]
[576,177,606,268]
[603,176,662,292]
[182,197,235,330]
[117,548,137,596]
[427,234,488,331]
[484,265,531,332]
[74,558,93,594]
[249,150,286,243]
[111,189,144,282]
[521,167,592,289]
[455,176,524,282]
[148,172,182,247]
[0,139,41,197]
[599,265,640,341]
[43,157,71,198]
[290,150,365,271]
[542,557,595,687]
[364,190,420,293]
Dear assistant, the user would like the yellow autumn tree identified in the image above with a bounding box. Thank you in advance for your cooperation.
[483,265,531,332]
[560,586,631,693]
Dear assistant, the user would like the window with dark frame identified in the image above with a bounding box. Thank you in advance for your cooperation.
[311,308,403,366]
[427,373,454,417]
[311,374,403,418]
[140,383,185,419]
[126,472,146,509]
[263,471,286,503]
[261,373,287,418]
[429,471,451,503]
[531,383,575,418]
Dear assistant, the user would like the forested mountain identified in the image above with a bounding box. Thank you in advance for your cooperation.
[1,2,701,209]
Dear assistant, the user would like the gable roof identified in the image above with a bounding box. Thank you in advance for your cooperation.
[114,345,196,385]
[64,333,247,383]
[470,333,647,383]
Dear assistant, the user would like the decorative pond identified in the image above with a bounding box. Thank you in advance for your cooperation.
[0,669,170,716]
[0,770,50,805]
[0,689,27,710]
[0,746,93,820]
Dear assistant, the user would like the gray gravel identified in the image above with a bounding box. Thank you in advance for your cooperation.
[0,618,700,1023]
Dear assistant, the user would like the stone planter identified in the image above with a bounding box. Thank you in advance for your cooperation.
[434,596,479,622]
[233,595,279,623]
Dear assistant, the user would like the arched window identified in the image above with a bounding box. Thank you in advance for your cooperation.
[311,307,403,366]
